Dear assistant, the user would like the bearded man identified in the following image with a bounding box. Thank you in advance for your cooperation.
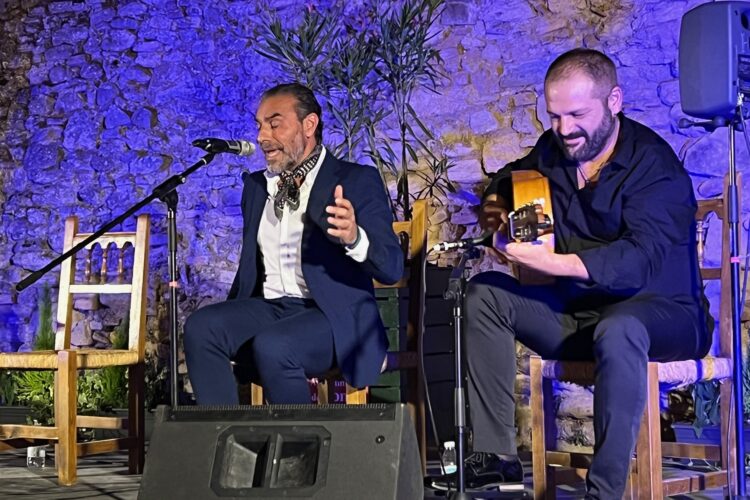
[429,48,711,499]
[184,83,402,405]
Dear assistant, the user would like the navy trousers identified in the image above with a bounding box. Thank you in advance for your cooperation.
[465,272,710,499]
[183,297,335,405]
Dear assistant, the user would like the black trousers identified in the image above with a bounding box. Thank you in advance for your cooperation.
[183,297,335,405]
[464,272,710,499]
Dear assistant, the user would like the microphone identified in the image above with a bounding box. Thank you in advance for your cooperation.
[431,232,492,253]
[192,138,256,156]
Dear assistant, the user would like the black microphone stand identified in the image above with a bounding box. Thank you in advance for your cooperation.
[728,99,748,499]
[443,246,480,500]
[16,153,217,410]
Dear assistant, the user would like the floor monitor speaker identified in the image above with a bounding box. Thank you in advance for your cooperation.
[138,403,423,499]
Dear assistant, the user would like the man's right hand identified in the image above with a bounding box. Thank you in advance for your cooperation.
[480,196,509,232]
[480,194,510,262]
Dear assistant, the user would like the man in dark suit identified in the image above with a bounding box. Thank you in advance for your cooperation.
[184,83,403,404]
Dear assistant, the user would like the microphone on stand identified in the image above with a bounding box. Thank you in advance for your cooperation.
[192,138,256,156]
[431,232,493,253]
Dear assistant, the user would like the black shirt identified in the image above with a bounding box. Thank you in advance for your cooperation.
[485,113,705,310]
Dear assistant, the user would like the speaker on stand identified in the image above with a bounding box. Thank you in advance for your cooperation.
[679,2,750,497]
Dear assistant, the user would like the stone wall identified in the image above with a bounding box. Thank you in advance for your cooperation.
[1,0,749,447]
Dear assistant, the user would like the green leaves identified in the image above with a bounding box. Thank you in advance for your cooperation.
[256,10,338,88]
[5,309,132,424]
[13,371,55,425]
[255,0,451,219]
[34,285,55,351]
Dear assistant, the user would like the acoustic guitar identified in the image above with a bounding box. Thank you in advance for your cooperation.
[506,170,554,284]
[508,170,553,242]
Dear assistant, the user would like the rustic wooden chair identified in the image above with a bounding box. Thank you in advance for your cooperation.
[0,214,150,486]
[246,199,428,470]
[530,175,739,499]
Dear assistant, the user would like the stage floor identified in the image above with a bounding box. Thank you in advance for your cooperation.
[0,447,740,499]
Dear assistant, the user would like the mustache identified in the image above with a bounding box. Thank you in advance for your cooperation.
[558,131,588,141]
[260,141,284,153]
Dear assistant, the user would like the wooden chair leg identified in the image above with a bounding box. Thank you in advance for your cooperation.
[344,383,368,404]
[636,362,662,500]
[56,350,78,486]
[623,469,636,500]
[128,363,145,474]
[720,380,736,495]
[250,383,264,405]
[530,355,555,500]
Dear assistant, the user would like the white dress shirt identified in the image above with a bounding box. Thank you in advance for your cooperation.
[258,147,370,299]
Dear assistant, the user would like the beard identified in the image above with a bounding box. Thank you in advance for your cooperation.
[555,109,617,162]
[263,134,307,174]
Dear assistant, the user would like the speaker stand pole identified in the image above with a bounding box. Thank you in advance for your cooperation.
[444,247,479,500]
[729,100,747,498]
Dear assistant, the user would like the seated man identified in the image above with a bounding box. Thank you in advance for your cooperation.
[184,83,403,405]
[431,49,711,498]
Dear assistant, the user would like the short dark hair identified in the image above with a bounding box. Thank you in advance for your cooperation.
[545,48,618,99]
[261,83,323,144]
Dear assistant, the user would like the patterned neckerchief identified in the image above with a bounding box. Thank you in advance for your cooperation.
[273,144,322,220]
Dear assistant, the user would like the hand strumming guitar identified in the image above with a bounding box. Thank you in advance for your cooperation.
[479,193,510,262]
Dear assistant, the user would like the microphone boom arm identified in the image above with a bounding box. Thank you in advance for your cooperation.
[15,152,216,292]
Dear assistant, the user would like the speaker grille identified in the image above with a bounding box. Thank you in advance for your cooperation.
[167,404,396,422]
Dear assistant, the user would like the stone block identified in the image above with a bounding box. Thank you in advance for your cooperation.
[447,157,483,184]
[484,0,535,25]
[73,294,100,311]
[104,107,130,128]
[557,386,594,419]
[103,30,136,52]
[134,52,162,68]
[119,2,147,18]
[133,41,161,52]
[441,1,476,26]
[51,26,89,46]
[469,109,499,135]
[71,319,92,347]
[95,84,118,107]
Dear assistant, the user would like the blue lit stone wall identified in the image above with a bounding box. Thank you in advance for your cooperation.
[1,0,749,448]
[0,1,284,361]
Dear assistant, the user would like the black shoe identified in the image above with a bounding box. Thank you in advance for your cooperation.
[426,452,524,491]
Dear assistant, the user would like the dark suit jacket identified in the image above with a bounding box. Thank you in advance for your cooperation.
[227,152,403,387]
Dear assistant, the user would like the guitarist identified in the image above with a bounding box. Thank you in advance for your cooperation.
[429,48,711,498]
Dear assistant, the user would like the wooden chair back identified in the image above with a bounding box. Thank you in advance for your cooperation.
[56,215,149,358]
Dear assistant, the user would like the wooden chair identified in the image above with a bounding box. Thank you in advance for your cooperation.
[247,199,428,469]
[530,176,739,499]
[0,214,150,486]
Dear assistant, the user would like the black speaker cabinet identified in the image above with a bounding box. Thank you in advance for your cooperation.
[138,404,423,500]
[679,1,750,119]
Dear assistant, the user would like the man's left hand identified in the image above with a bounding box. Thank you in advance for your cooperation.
[326,184,358,246]
[497,234,589,280]
[497,234,555,272]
